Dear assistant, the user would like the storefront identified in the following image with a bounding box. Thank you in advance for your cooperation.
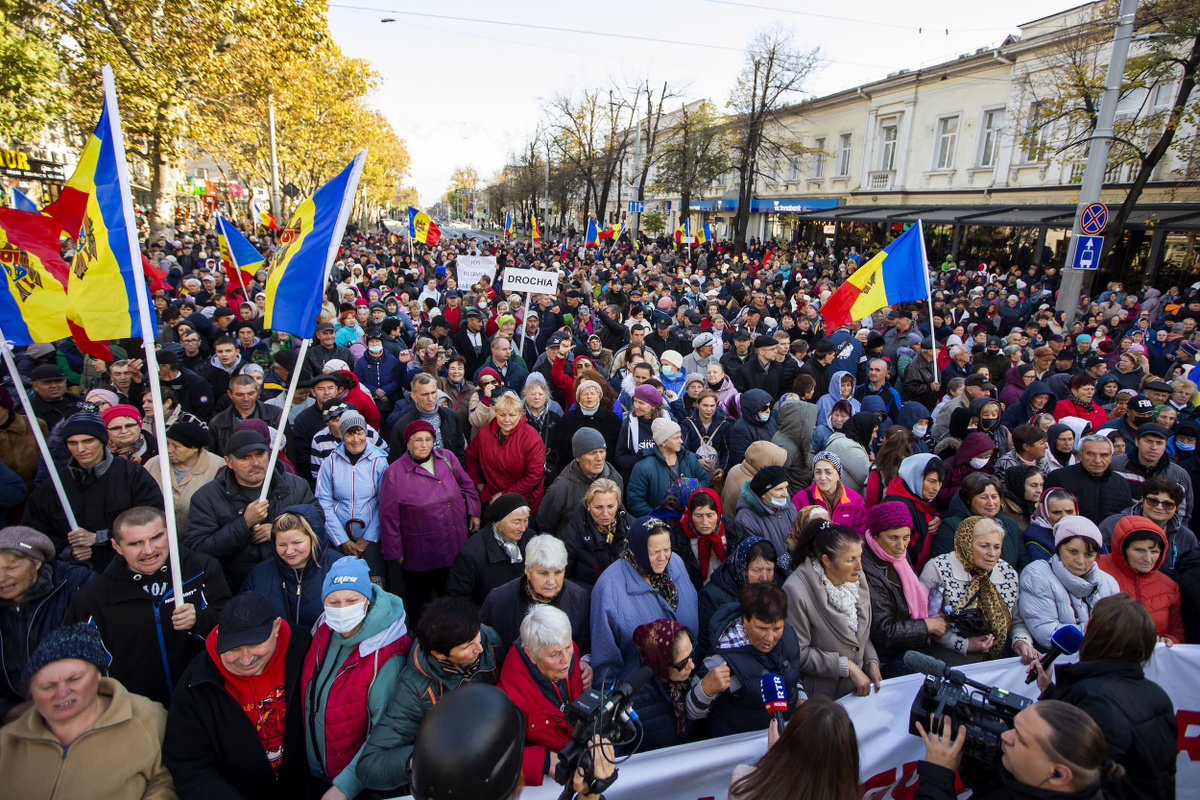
[0,147,66,206]
[750,197,841,243]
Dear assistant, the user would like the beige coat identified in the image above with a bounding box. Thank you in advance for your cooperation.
[144,451,225,532]
[0,677,176,800]
[784,557,879,699]
[720,440,787,521]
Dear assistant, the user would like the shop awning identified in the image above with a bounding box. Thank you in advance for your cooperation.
[792,202,1200,231]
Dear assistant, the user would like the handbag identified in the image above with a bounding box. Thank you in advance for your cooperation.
[944,590,991,637]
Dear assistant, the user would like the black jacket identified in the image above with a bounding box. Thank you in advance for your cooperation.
[733,356,788,397]
[208,401,287,457]
[288,403,326,486]
[304,343,353,376]
[22,454,165,569]
[451,326,491,378]
[1044,464,1132,527]
[62,548,230,707]
[914,761,1103,800]
[29,394,82,431]
[184,465,323,593]
[163,367,216,422]
[561,505,629,588]
[1174,547,1200,643]
[481,575,591,654]
[164,624,313,800]
[446,526,535,606]
[861,546,932,662]
[0,561,94,717]
[1042,659,1176,800]
[552,407,622,478]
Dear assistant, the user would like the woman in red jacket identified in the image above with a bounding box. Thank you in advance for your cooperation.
[1098,516,1184,644]
[464,390,547,513]
[1052,375,1109,431]
[498,604,586,787]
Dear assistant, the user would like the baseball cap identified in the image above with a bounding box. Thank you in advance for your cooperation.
[225,430,270,458]
[216,593,278,653]
[1129,395,1155,416]
[1136,422,1169,440]
[315,322,336,333]
[547,332,567,348]
[964,374,995,390]
[734,329,753,341]
[30,364,66,382]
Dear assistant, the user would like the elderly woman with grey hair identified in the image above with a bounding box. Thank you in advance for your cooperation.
[481,534,593,664]
[498,604,587,788]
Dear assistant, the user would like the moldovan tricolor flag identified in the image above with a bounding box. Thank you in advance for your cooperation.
[504,210,514,237]
[253,201,279,230]
[264,151,366,336]
[819,221,930,330]
[584,219,600,246]
[531,213,541,241]
[0,208,71,343]
[674,219,690,246]
[408,206,441,246]
[215,213,263,289]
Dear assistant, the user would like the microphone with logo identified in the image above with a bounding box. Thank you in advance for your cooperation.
[1024,624,1084,684]
[760,672,789,730]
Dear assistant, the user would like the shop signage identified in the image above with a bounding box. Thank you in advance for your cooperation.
[748,197,840,213]
[0,149,65,181]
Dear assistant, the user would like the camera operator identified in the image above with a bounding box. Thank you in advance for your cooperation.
[914,700,1121,800]
[408,683,615,800]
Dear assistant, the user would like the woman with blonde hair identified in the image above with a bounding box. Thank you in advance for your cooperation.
[241,510,338,629]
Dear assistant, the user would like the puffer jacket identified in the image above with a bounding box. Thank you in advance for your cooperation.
[241,545,340,629]
[316,442,389,546]
[721,441,787,521]
[727,389,779,468]
[463,416,546,513]
[356,626,503,792]
[0,561,94,717]
[626,446,710,517]
[1099,501,1199,577]
[771,399,819,494]
[1016,557,1119,650]
[1112,450,1195,523]
[630,675,693,752]
[791,481,868,531]
[934,490,1025,570]
[481,575,592,654]
[861,546,931,660]
[498,643,585,787]
[301,586,410,797]
[1042,659,1176,800]
[561,505,631,588]
[1053,395,1109,432]
[733,480,795,556]
[537,460,625,537]
[1098,518,1184,643]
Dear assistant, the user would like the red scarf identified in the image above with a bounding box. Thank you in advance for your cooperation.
[206,620,292,772]
[679,488,728,580]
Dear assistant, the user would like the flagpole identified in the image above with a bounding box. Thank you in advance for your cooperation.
[101,64,185,610]
[917,220,940,386]
[259,149,367,503]
[217,212,251,304]
[0,335,78,531]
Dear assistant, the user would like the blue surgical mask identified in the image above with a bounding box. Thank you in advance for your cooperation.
[770,495,789,508]
[1178,441,1196,452]
[758,411,771,422]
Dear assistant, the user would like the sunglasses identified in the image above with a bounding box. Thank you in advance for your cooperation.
[1144,497,1178,511]
[669,647,695,672]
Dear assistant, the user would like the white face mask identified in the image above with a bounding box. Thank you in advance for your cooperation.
[770,495,789,508]
[969,456,991,469]
[913,423,929,438]
[324,600,368,633]
[758,411,771,422]
[368,345,383,355]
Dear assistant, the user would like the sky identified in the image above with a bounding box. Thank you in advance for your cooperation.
[327,0,1078,206]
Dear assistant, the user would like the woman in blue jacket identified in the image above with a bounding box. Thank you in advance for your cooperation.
[241,510,338,629]
[626,418,710,517]
[315,412,389,578]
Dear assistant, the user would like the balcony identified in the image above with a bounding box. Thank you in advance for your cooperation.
[867,170,895,190]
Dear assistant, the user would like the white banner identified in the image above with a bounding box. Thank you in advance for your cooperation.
[456,255,496,289]
[502,266,559,294]
[465,645,1200,800]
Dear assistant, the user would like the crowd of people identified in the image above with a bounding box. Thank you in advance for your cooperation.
[0,215,1193,798]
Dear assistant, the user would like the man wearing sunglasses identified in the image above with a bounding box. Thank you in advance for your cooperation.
[1112,423,1195,528]
[1100,474,1197,578]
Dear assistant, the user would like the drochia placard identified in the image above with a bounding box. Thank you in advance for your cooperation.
[502,266,559,294]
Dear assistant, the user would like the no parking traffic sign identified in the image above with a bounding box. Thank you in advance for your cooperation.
[1080,203,1109,235]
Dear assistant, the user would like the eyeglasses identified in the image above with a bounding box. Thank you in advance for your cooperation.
[669,647,695,671]
[106,423,140,432]
[1144,497,1178,511]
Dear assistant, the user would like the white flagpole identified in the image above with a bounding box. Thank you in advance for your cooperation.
[102,64,185,609]
[0,336,78,531]
[917,220,940,385]
[259,150,367,503]
[216,212,251,304]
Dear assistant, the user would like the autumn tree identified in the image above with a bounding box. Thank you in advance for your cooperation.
[652,100,729,222]
[0,0,65,143]
[547,87,637,223]
[726,26,821,252]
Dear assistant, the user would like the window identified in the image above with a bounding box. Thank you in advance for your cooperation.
[811,137,826,178]
[979,109,1004,167]
[934,116,959,170]
[715,171,725,187]
[1115,87,1147,117]
[766,156,778,182]
[787,155,800,181]
[878,123,898,170]
[1022,102,1049,163]
[1151,81,1176,110]
[837,133,853,176]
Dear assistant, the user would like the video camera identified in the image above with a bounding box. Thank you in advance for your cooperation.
[551,666,651,799]
[904,651,1032,763]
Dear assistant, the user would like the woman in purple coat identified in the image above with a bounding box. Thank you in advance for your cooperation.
[379,419,482,619]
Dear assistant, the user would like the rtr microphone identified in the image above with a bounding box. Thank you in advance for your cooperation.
[1024,624,1083,684]
[760,672,788,729]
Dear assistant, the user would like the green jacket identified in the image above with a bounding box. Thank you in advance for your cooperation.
[356,624,503,792]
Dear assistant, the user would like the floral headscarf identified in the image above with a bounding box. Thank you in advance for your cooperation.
[655,478,701,520]
[633,619,691,737]
[726,535,777,595]
[953,516,1010,659]
[622,516,679,611]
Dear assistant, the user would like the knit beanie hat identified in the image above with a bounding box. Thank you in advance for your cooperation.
[322,556,372,602]
[813,450,843,476]
[575,379,602,401]
[1052,515,1104,550]
[166,421,210,451]
[101,403,143,426]
[633,383,663,407]
[749,464,788,496]
[651,417,681,446]
[572,427,607,458]
[22,623,111,689]
[60,406,107,441]
[403,419,436,445]
[84,388,119,408]
[338,411,368,435]
[485,492,531,526]
[867,501,911,535]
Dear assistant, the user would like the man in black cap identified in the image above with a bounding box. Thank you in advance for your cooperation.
[289,374,347,485]
[719,328,755,378]
[261,348,299,402]
[903,337,941,410]
[1098,394,1156,452]
[157,348,215,422]
[734,334,787,396]
[1082,354,1108,382]
[427,316,453,351]
[304,322,354,377]
[738,305,767,336]
[1112,422,1195,519]
[28,364,82,429]
[452,307,491,378]
[645,315,685,358]
[22,405,164,570]
[1144,379,1172,408]
[882,310,913,363]
[185,429,322,591]
[976,335,1011,390]
[797,337,837,398]
[232,320,273,370]
[62,505,230,707]
[164,592,312,800]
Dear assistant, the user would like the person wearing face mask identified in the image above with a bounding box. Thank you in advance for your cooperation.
[658,350,688,400]
[353,332,401,416]
[300,557,411,800]
[727,388,779,468]
[897,401,935,454]
[164,592,314,799]
[936,432,998,507]
[734,465,796,557]
[971,397,1011,458]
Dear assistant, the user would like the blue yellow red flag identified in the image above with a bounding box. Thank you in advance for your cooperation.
[252,201,279,230]
[696,222,713,245]
[674,219,690,246]
[9,189,37,213]
[215,213,262,290]
[584,219,599,246]
[504,210,514,237]
[264,151,366,337]
[531,213,541,241]
[0,208,71,344]
[408,206,442,246]
[820,221,930,330]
